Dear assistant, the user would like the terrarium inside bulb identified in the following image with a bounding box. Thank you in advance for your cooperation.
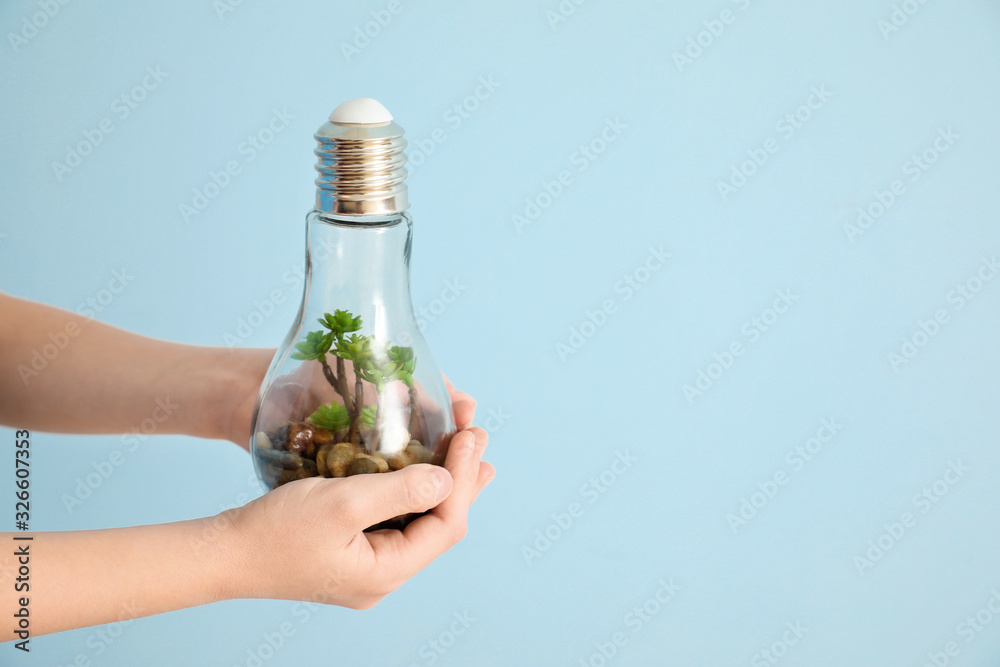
[253,307,447,489]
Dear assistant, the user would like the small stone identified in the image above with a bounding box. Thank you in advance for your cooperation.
[312,428,335,446]
[386,450,416,471]
[268,422,292,449]
[276,468,308,486]
[253,432,272,450]
[357,453,389,473]
[316,443,334,477]
[326,443,358,478]
[348,457,380,476]
[405,442,433,464]
[256,448,305,470]
[286,423,317,459]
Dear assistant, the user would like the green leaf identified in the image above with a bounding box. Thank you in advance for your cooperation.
[387,345,416,375]
[293,330,334,361]
[308,402,350,431]
[319,309,363,337]
[334,333,372,363]
[359,405,377,427]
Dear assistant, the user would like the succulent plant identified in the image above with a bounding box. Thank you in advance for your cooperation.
[294,309,423,453]
[308,402,350,432]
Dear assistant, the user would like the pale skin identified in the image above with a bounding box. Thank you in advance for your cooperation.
[0,292,494,639]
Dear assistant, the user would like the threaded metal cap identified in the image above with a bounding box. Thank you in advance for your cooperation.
[314,98,409,216]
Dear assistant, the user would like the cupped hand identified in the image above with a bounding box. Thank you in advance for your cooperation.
[221,425,494,608]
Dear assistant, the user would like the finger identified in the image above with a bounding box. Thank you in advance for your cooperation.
[470,461,495,503]
[369,428,486,575]
[327,464,453,537]
[442,378,476,428]
[452,398,476,430]
[436,428,486,519]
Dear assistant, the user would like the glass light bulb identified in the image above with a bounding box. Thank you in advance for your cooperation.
[249,100,455,530]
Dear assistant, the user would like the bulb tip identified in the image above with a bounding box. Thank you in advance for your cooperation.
[329,98,393,125]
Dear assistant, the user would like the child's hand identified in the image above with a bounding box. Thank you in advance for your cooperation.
[220,425,493,608]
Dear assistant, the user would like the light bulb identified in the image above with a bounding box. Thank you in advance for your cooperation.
[249,98,455,530]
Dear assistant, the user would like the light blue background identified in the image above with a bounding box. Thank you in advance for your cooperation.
[2,0,1000,665]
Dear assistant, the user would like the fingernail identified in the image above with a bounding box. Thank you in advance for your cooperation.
[431,467,453,502]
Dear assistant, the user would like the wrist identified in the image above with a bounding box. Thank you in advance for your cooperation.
[181,346,271,446]
[196,509,257,603]
[220,347,274,447]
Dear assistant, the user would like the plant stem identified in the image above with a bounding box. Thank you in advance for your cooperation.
[349,361,364,445]
[319,357,338,390]
[321,356,356,427]
[408,384,425,442]
[335,356,355,413]
[368,391,382,454]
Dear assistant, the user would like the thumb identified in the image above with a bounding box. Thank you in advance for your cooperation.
[337,464,453,531]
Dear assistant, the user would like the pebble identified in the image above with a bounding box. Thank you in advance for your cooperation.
[316,443,334,477]
[386,450,415,471]
[356,453,389,473]
[312,427,335,446]
[286,423,317,459]
[326,443,358,478]
[257,419,444,498]
[257,447,306,470]
[348,457,380,476]
[301,458,318,476]
[277,468,305,486]
[405,442,433,464]
[268,423,291,449]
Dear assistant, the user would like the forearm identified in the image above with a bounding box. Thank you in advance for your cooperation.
[0,519,247,639]
[0,291,262,442]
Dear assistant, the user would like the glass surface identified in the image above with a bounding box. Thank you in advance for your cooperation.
[250,211,455,529]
